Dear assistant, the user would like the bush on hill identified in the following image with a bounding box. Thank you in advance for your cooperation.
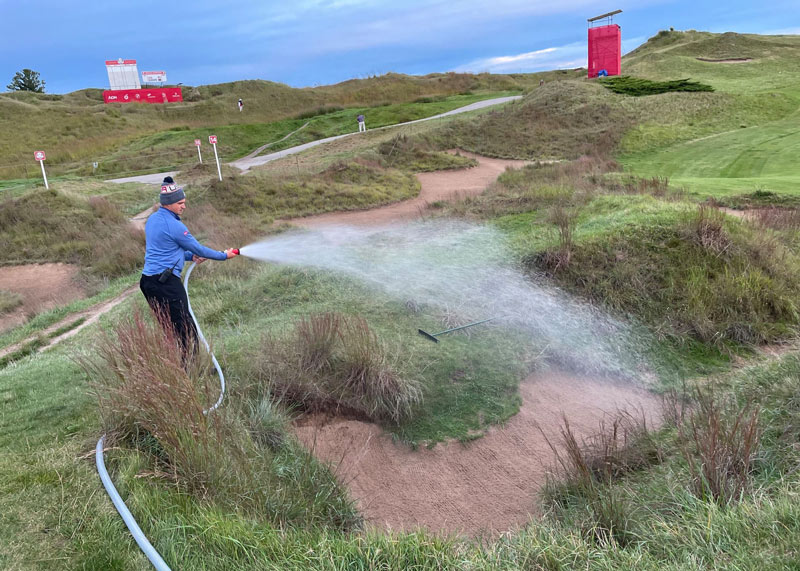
[252,312,422,424]
[598,76,714,96]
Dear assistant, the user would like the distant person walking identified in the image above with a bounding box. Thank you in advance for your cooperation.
[140,176,238,357]
[357,113,366,132]
[238,98,244,112]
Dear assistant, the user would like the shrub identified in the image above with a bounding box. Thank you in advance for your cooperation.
[84,307,360,528]
[688,204,731,256]
[599,76,714,96]
[543,410,662,490]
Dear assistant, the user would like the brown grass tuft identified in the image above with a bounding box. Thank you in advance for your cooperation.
[753,207,800,231]
[680,388,761,504]
[255,312,422,424]
[689,204,732,256]
[540,409,659,547]
[85,306,251,499]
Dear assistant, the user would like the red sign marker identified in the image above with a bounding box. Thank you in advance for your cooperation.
[208,135,218,144]
[194,139,202,146]
[34,150,46,161]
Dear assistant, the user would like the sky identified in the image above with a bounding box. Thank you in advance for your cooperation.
[2,0,798,94]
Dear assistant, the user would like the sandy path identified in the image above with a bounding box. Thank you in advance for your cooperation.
[286,152,528,228]
[296,371,660,536]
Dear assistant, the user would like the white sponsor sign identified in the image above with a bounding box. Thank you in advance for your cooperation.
[106,58,141,90]
[141,71,167,83]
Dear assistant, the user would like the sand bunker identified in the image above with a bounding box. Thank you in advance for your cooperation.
[296,370,661,536]
[0,263,85,333]
[696,57,753,63]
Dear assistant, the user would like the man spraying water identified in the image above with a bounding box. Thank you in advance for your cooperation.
[140,176,239,356]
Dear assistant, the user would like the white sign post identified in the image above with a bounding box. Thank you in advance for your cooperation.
[34,150,49,189]
[194,139,203,164]
[209,135,222,181]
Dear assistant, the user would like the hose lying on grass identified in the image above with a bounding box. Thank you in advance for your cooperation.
[95,261,223,570]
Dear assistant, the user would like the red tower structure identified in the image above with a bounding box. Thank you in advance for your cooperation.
[587,10,622,78]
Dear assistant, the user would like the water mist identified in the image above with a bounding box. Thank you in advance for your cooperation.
[240,220,651,379]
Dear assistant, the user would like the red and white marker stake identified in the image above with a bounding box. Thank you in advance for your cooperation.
[194,139,203,164]
[34,150,49,189]
[208,135,222,181]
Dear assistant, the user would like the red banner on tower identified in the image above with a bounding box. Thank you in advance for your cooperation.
[588,24,621,78]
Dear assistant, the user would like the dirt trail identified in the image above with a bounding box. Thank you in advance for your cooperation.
[0,286,137,361]
[285,151,529,228]
[296,371,661,536]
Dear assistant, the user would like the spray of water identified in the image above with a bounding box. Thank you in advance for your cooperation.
[240,220,650,379]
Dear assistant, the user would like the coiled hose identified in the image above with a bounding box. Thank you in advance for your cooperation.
[95,262,224,570]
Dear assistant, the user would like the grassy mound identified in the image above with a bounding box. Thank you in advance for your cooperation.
[430,81,633,160]
[0,72,536,178]
[203,160,420,222]
[0,190,144,278]
[526,198,800,346]
[376,134,477,172]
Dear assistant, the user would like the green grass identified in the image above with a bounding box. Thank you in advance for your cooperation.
[616,31,800,198]
[621,114,800,197]
[3,288,800,568]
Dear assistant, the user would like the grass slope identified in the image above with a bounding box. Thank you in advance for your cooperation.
[619,31,800,198]
[0,72,538,178]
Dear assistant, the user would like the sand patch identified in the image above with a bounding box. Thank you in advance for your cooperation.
[0,263,86,333]
[295,370,660,536]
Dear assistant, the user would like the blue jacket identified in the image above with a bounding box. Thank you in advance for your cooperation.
[143,207,227,277]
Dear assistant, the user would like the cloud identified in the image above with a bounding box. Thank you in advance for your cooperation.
[762,27,800,35]
[454,33,649,74]
[455,42,587,73]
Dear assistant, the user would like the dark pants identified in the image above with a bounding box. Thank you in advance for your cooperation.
[140,273,198,357]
